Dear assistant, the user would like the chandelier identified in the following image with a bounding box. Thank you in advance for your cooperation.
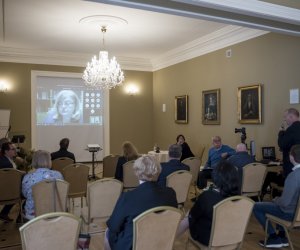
[83,26,124,89]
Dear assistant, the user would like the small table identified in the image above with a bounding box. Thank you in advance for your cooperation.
[148,150,169,163]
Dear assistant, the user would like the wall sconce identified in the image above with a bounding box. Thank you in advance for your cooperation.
[125,84,139,96]
[0,80,8,93]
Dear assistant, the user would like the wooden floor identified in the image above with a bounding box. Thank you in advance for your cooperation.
[1,163,300,249]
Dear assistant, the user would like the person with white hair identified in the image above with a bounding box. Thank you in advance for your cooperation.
[105,155,177,250]
[22,150,63,220]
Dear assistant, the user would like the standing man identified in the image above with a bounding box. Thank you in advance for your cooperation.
[51,138,76,162]
[278,108,300,177]
[197,136,235,189]
[157,144,190,187]
[253,144,300,248]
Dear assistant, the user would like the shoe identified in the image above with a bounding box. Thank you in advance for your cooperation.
[280,237,289,247]
[259,236,283,248]
[0,214,13,222]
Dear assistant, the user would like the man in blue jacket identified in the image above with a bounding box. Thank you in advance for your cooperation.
[157,144,190,186]
[197,136,235,189]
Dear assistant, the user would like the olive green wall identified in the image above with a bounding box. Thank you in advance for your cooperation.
[153,33,300,162]
[1,33,300,161]
[0,63,153,155]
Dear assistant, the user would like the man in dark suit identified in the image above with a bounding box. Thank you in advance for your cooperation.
[51,138,76,162]
[157,144,190,186]
[0,142,17,169]
[105,155,177,250]
[0,142,17,221]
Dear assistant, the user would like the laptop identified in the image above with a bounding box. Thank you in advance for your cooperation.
[261,147,276,164]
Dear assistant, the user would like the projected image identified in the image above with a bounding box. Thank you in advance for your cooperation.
[36,87,103,126]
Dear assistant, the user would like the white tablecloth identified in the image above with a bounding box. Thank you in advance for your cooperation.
[148,150,169,163]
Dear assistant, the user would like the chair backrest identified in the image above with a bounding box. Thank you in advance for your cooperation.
[166,170,192,204]
[133,206,182,250]
[241,163,267,193]
[19,212,81,250]
[62,163,89,198]
[103,154,120,178]
[51,157,74,174]
[87,178,123,221]
[209,196,254,248]
[182,157,201,185]
[123,160,139,189]
[32,179,69,216]
[292,196,300,227]
[197,145,206,161]
[0,168,24,202]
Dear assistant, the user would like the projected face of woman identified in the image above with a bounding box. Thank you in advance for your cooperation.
[57,95,76,122]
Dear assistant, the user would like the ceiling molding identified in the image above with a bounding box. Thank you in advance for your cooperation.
[0,25,267,72]
[93,0,300,36]
[152,25,268,71]
[174,0,300,25]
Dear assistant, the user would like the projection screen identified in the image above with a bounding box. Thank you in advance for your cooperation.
[31,71,109,162]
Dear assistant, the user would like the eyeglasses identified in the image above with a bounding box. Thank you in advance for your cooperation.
[58,101,75,106]
[9,148,17,151]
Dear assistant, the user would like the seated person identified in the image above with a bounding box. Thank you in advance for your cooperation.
[176,134,194,161]
[114,141,139,181]
[0,142,17,169]
[253,144,300,248]
[176,161,239,246]
[0,142,18,222]
[51,138,75,162]
[105,155,178,250]
[22,150,63,220]
[0,137,9,156]
[157,144,190,186]
[227,143,255,186]
[197,136,235,189]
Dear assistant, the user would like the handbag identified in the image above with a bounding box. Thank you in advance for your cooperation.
[77,233,91,250]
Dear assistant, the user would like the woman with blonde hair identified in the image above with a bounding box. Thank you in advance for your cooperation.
[114,141,139,181]
[44,90,81,124]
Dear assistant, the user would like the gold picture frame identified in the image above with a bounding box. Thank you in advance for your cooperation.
[175,95,188,123]
[202,89,220,125]
[238,84,262,124]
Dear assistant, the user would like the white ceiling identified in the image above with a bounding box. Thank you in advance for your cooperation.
[0,0,299,71]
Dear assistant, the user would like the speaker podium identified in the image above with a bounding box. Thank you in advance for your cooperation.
[87,144,102,180]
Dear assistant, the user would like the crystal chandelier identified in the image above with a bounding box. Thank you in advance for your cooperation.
[83,26,124,89]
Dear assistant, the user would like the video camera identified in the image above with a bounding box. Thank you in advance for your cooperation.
[235,127,247,143]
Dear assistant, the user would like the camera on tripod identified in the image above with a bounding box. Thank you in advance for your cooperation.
[235,127,247,143]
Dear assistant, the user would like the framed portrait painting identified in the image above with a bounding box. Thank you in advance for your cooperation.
[238,84,262,124]
[202,89,220,125]
[175,95,188,123]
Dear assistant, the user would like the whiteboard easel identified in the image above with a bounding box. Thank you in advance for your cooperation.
[0,109,11,138]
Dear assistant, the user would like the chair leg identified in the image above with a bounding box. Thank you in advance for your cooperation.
[264,218,270,248]
[185,235,190,250]
[283,227,293,250]
[19,200,23,224]
[81,197,83,208]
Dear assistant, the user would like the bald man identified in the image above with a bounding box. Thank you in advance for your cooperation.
[278,108,300,177]
[227,143,255,186]
[227,143,255,169]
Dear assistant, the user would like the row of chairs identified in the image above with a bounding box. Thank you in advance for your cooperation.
[32,178,123,233]
[18,195,255,250]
